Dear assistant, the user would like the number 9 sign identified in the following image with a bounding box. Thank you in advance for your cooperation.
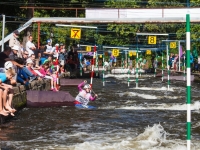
[146,50,151,55]
[86,46,91,52]
[112,49,119,57]
[129,51,133,57]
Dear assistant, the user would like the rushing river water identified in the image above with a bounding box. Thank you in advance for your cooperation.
[1,73,200,150]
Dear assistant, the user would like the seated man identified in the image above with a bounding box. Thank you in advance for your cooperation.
[29,54,40,70]
[0,45,24,70]
[9,45,37,84]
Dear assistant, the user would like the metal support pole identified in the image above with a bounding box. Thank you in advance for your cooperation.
[178,40,181,71]
[103,49,105,86]
[162,51,164,81]
[1,15,5,52]
[37,22,40,49]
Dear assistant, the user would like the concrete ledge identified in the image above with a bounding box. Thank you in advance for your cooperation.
[11,72,70,110]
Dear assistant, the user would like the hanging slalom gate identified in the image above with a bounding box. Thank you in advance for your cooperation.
[101,46,147,87]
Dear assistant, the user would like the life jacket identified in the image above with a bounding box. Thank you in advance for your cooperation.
[75,90,91,105]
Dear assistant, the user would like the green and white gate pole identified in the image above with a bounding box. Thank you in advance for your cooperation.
[154,53,157,77]
[162,51,164,81]
[127,52,130,87]
[184,55,186,81]
[167,44,170,90]
[102,50,105,86]
[178,41,181,71]
[125,51,128,69]
[121,54,124,73]
[136,48,139,88]
[139,57,142,77]
[128,69,130,87]
[186,13,191,150]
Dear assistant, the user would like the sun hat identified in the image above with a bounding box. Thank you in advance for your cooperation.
[12,45,20,51]
[26,58,33,64]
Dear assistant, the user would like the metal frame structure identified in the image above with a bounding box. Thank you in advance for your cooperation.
[0,15,198,47]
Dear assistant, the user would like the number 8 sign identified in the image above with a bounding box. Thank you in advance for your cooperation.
[148,36,156,44]
[112,49,119,57]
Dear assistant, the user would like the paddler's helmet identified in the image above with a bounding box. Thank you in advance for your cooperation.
[83,84,91,89]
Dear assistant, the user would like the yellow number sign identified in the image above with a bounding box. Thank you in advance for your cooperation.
[146,50,151,55]
[148,36,156,44]
[71,28,81,39]
[99,55,102,58]
[129,51,133,57]
[170,42,176,48]
[112,49,119,57]
[132,52,136,56]
[86,46,91,52]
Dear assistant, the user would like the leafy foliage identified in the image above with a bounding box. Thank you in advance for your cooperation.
[0,0,200,57]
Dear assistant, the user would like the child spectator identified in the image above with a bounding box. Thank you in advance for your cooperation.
[0,69,16,116]
[39,61,58,91]
[26,58,43,80]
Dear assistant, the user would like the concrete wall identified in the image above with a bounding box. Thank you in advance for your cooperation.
[12,79,51,109]
[12,72,70,109]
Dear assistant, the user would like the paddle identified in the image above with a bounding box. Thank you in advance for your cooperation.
[91,88,96,95]
[91,89,99,101]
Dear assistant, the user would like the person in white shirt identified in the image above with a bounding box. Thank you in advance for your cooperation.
[51,43,59,58]
[26,35,36,56]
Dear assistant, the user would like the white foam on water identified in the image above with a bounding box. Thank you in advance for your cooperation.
[104,74,136,78]
[117,101,200,111]
[118,90,186,100]
[131,87,174,92]
[119,91,158,99]
[2,124,199,150]
[67,124,199,150]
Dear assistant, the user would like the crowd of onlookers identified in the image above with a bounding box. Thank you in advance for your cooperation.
[0,30,83,117]
[142,50,200,72]
[168,51,200,72]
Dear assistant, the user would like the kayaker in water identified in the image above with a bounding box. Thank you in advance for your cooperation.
[74,80,98,106]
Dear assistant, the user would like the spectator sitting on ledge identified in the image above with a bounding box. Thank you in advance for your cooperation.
[0,68,16,116]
